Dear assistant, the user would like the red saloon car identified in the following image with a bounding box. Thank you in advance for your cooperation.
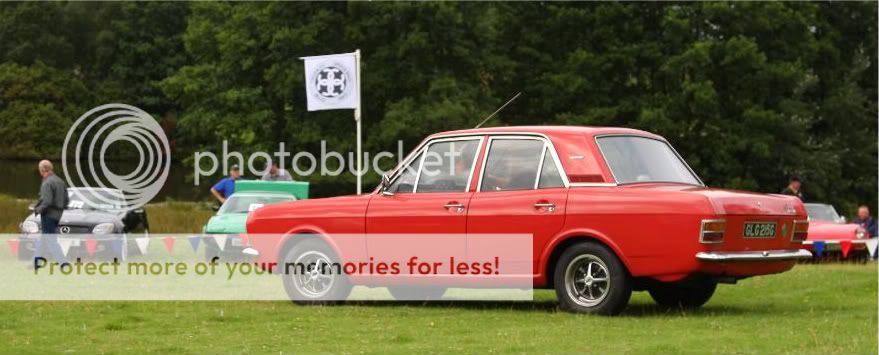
[246,126,811,315]
[802,203,870,259]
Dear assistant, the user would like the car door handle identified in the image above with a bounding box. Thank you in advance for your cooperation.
[444,202,465,213]
[534,202,556,212]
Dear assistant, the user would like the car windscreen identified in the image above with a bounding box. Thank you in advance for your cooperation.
[805,204,840,223]
[67,189,124,210]
[596,136,701,185]
[218,195,295,214]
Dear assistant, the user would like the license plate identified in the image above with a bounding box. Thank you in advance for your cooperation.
[743,222,777,238]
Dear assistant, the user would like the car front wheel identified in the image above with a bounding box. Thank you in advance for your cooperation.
[553,242,631,315]
[648,280,717,309]
[281,239,351,304]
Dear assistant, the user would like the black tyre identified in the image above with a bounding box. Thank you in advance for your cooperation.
[281,239,351,304]
[387,286,447,301]
[648,280,716,309]
[553,242,631,315]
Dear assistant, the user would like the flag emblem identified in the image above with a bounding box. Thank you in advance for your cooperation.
[314,65,349,99]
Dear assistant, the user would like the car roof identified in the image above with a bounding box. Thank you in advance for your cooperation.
[428,125,662,140]
[230,190,296,198]
[68,187,122,192]
[805,203,833,208]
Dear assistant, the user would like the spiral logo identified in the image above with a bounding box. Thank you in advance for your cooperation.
[62,104,170,211]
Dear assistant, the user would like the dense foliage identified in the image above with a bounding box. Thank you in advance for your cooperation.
[0,2,875,213]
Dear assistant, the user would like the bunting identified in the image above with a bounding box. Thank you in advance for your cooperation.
[7,239,20,256]
[85,239,98,257]
[162,237,175,254]
[135,237,150,255]
[213,235,227,251]
[839,240,852,258]
[111,239,125,258]
[188,236,201,252]
[58,238,73,257]
[866,239,878,258]
[812,241,825,257]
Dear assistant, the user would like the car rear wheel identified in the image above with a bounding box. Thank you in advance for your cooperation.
[387,286,447,301]
[648,280,716,309]
[282,239,351,304]
[553,242,631,315]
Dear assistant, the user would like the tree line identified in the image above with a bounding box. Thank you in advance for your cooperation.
[0,2,875,214]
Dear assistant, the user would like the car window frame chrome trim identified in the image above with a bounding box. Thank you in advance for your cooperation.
[390,136,484,194]
[593,133,705,187]
[476,134,570,192]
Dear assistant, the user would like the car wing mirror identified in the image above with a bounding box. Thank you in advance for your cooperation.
[27,203,35,212]
[212,205,220,212]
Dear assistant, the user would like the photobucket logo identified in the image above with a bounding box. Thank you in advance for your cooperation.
[193,140,406,186]
[62,104,170,210]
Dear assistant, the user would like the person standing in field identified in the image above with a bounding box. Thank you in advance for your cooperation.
[853,206,877,239]
[781,176,805,201]
[33,160,69,264]
[211,165,241,204]
[261,160,293,181]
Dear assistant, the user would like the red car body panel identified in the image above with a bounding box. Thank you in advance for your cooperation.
[246,126,809,287]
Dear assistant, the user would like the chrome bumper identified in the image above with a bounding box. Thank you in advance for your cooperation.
[696,249,812,262]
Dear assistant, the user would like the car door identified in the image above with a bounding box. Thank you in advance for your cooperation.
[466,136,569,278]
[366,137,483,275]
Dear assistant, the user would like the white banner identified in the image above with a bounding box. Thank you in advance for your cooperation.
[302,52,359,111]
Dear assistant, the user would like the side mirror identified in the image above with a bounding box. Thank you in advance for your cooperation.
[28,203,35,212]
[839,216,847,224]
[212,205,220,212]
[132,208,145,214]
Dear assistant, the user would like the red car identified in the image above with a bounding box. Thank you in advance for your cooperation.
[246,126,810,315]
[802,203,870,258]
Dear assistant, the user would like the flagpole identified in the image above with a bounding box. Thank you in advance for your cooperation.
[354,49,362,195]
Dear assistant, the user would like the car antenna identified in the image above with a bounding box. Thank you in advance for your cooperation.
[474,92,522,128]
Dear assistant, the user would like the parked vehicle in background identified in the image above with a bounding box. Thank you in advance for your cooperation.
[203,181,308,261]
[246,126,811,315]
[803,203,870,259]
[17,187,149,259]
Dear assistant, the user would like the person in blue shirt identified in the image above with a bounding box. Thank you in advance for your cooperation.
[211,165,241,204]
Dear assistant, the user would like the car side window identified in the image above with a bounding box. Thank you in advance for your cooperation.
[538,147,565,189]
[387,151,423,193]
[480,139,544,192]
[415,139,480,193]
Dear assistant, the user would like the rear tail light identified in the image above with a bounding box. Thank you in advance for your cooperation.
[699,219,726,244]
[792,220,809,242]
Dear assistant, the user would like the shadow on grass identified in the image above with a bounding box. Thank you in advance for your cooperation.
[340,299,763,317]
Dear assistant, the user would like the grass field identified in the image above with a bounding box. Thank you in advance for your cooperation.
[0,195,876,354]
[0,264,874,354]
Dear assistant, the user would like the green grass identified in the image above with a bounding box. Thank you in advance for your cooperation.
[0,263,874,354]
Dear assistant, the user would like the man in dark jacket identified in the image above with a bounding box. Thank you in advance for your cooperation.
[781,176,805,201]
[33,160,68,264]
[854,206,877,239]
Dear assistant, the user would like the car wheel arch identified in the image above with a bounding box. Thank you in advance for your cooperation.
[275,226,340,268]
[542,231,631,289]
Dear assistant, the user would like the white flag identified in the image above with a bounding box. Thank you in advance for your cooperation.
[58,238,73,257]
[213,235,227,252]
[135,237,150,255]
[866,238,878,257]
[302,52,359,111]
